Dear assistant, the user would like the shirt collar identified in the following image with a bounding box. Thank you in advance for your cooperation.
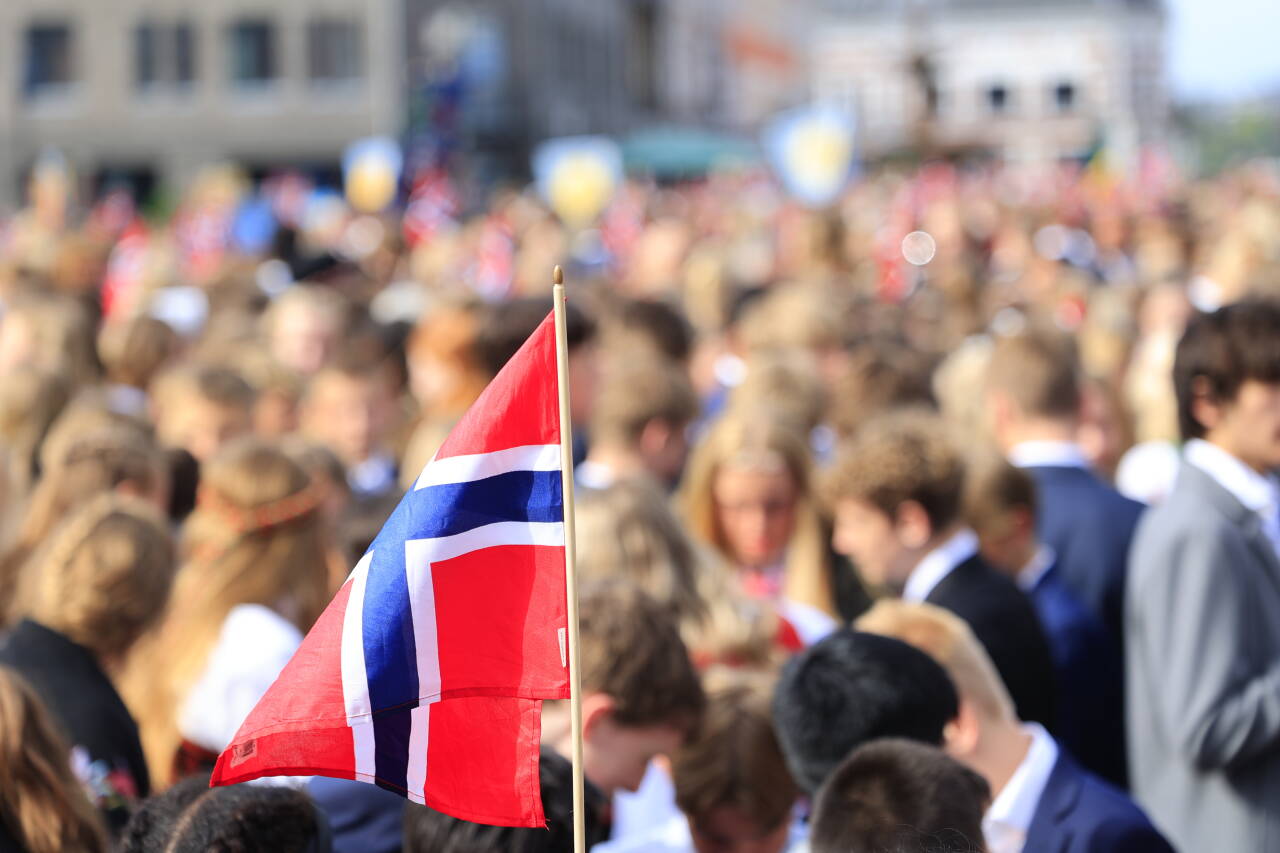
[1184,438,1278,515]
[983,723,1059,850]
[1017,546,1056,592]
[575,460,617,491]
[1008,441,1090,470]
[903,528,979,603]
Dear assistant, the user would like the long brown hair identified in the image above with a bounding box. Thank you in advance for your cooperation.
[0,666,108,853]
[122,438,333,785]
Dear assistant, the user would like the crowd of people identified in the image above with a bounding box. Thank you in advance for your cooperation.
[0,155,1279,853]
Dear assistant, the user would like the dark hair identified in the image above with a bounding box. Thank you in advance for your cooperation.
[831,344,937,441]
[166,446,200,523]
[474,298,595,377]
[121,776,331,852]
[1174,299,1280,440]
[616,298,694,364]
[772,630,959,794]
[810,739,989,853]
[402,748,607,853]
[985,327,1080,421]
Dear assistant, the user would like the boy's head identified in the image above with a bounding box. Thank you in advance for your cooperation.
[402,748,607,853]
[570,580,705,796]
[97,315,179,391]
[984,328,1081,450]
[673,673,798,853]
[299,355,396,468]
[771,629,959,795]
[826,410,965,593]
[151,364,255,462]
[809,739,989,853]
[267,285,348,376]
[830,343,936,442]
[591,355,699,486]
[1174,299,1280,471]
[962,451,1039,576]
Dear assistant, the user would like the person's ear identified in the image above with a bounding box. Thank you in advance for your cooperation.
[637,419,673,457]
[1011,506,1036,541]
[1190,375,1223,433]
[894,500,933,550]
[942,699,982,758]
[581,693,616,741]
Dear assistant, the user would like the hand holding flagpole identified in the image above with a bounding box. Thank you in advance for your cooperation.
[552,264,587,853]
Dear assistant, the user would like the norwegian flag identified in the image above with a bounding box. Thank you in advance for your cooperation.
[467,215,515,301]
[402,168,459,248]
[211,314,570,827]
[101,220,150,320]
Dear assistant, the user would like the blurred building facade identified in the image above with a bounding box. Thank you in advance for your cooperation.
[811,0,1167,167]
[0,0,403,207]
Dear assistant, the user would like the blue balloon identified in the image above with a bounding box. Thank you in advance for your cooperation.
[231,197,278,254]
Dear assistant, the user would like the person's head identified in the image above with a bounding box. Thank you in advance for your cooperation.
[827,410,965,594]
[830,344,937,442]
[564,580,705,796]
[674,672,799,853]
[0,292,100,387]
[611,297,695,366]
[962,451,1039,576]
[299,355,397,467]
[771,629,959,795]
[13,495,174,666]
[856,600,1020,773]
[266,285,349,376]
[0,364,71,498]
[474,297,597,425]
[152,363,256,462]
[97,315,179,391]
[1174,299,1280,472]
[983,328,1082,451]
[590,355,699,486]
[728,353,827,435]
[406,297,488,415]
[402,748,607,853]
[809,739,989,853]
[0,666,108,853]
[121,775,331,852]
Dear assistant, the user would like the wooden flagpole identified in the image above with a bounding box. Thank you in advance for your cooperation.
[552,265,586,853]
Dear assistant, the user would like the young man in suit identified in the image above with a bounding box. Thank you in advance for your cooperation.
[827,410,1056,728]
[964,452,1126,788]
[855,600,1171,853]
[1127,299,1280,851]
[985,329,1144,648]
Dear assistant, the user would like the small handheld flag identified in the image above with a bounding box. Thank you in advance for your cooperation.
[211,310,572,828]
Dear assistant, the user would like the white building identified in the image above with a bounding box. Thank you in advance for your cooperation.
[811,0,1167,167]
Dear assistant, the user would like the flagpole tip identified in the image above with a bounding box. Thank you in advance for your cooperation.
[553,265,564,286]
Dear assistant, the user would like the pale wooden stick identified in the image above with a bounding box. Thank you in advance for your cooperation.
[552,264,586,853]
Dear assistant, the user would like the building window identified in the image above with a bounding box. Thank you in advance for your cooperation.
[626,2,659,111]
[23,23,74,98]
[308,19,362,83]
[986,84,1011,116]
[228,19,276,86]
[1053,81,1077,113]
[135,21,197,89]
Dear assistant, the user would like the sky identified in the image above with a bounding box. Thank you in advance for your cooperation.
[1167,0,1280,101]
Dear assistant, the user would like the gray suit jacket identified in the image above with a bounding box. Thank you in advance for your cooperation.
[1127,462,1280,852]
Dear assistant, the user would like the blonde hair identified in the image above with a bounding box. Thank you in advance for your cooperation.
[0,293,101,387]
[856,599,1016,723]
[576,479,778,667]
[122,438,333,784]
[0,667,108,853]
[0,365,72,499]
[728,353,827,433]
[14,495,174,663]
[679,410,837,617]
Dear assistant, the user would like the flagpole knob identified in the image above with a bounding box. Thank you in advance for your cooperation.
[553,265,564,285]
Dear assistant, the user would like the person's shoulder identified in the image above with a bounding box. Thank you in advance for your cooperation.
[1064,763,1172,850]
[593,815,692,853]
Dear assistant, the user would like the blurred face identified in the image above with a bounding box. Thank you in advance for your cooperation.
[1204,379,1280,473]
[272,305,339,376]
[689,807,790,853]
[303,373,393,467]
[712,464,799,570]
[583,717,684,797]
[159,397,251,462]
[832,498,915,594]
[568,342,601,429]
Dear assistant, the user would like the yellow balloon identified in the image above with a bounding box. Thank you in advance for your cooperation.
[787,123,852,194]
[347,162,397,213]
[548,153,615,228]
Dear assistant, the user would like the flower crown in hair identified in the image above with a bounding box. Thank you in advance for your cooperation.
[196,479,326,536]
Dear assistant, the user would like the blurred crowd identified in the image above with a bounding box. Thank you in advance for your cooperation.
[1,155,1280,853]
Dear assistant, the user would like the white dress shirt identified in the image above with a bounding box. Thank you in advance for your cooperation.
[983,723,1060,853]
[1017,545,1056,593]
[903,528,980,603]
[1008,441,1090,470]
[1184,438,1280,557]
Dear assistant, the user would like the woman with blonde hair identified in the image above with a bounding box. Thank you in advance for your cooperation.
[0,495,175,835]
[0,666,108,853]
[122,438,335,786]
[678,410,866,638]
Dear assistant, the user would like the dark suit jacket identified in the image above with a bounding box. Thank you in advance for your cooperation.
[1024,465,1144,646]
[926,554,1057,729]
[1026,750,1173,853]
[1029,564,1127,788]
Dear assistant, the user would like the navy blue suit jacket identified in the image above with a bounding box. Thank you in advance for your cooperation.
[1026,751,1172,853]
[309,777,405,853]
[1023,466,1143,646]
[1028,565,1127,788]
